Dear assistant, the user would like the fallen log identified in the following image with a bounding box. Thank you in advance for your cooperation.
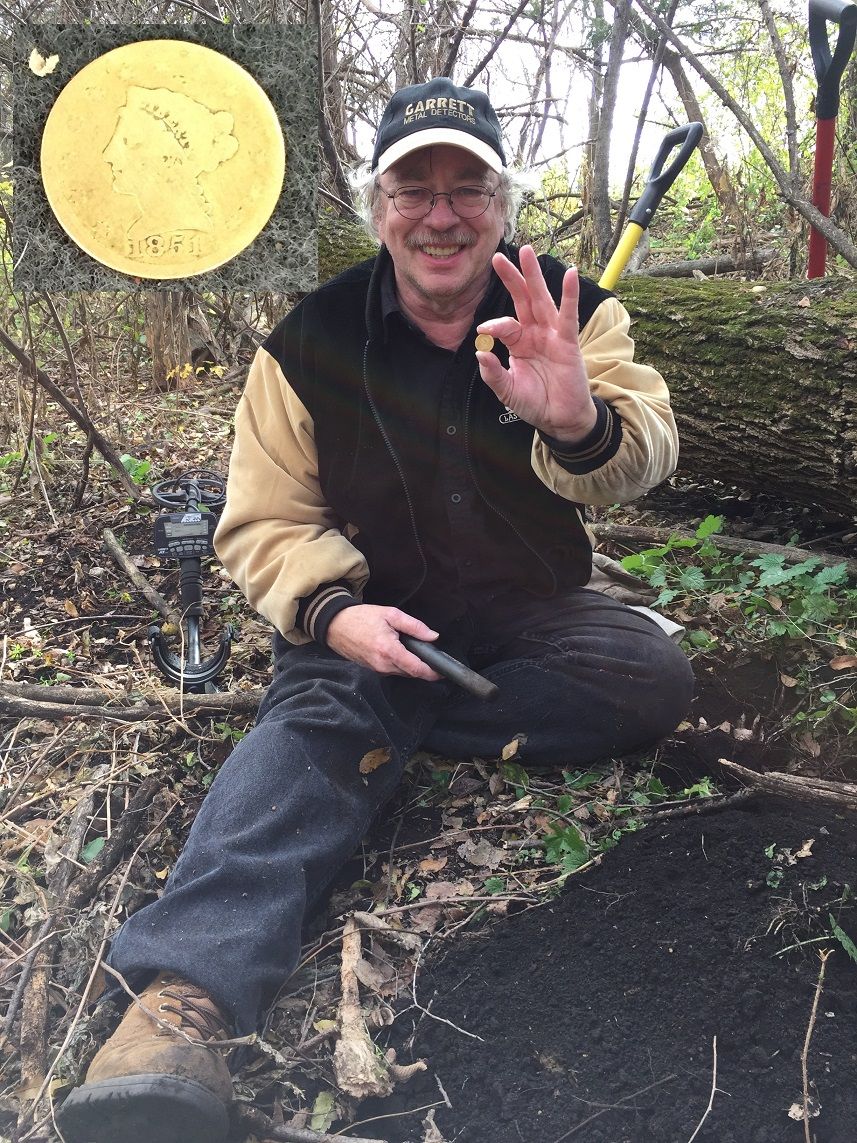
[620,277,857,516]
[631,248,777,278]
[719,759,857,811]
[0,682,264,723]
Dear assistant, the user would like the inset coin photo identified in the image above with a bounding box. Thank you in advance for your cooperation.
[13,25,318,291]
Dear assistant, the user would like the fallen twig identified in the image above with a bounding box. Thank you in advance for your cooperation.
[802,949,832,1143]
[718,759,857,812]
[638,788,756,823]
[66,776,162,908]
[0,681,264,722]
[411,934,484,1043]
[22,795,180,1132]
[548,1073,680,1141]
[686,1036,720,1143]
[333,916,396,1098]
[14,792,94,1112]
[102,526,181,625]
[235,1105,387,1143]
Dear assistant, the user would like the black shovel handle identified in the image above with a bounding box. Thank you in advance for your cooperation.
[809,0,857,119]
[628,122,704,229]
[401,636,500,701]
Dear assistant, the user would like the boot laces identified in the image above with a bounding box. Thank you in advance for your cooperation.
[156,978,232,1042]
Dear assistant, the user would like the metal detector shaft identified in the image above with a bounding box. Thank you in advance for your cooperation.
[599,122,703,291]
[401,636,500,701]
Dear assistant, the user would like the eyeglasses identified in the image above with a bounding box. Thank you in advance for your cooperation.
[384,185,497,220]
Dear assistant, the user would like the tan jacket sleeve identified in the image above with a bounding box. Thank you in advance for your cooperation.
[531,297,677,504]
[213,347,369,644]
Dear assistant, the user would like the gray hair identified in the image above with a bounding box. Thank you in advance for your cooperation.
[349,162,534,244]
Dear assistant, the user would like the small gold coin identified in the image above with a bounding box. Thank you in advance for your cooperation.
[474,333,494,352]
[40,40,285,279]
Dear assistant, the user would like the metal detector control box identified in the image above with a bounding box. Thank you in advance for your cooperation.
[153,511,217,559]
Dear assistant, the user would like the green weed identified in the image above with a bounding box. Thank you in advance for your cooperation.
[621,516,855,747]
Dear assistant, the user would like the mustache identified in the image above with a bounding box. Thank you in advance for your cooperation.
[404,231,475,249]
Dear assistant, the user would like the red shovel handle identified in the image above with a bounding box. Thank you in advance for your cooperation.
[806,0,857,278]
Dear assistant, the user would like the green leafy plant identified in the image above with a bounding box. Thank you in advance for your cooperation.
[543,822,589,871]
[120,453,152,485]
[621,516,856,746]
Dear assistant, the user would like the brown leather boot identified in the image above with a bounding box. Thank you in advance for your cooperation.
[59,973,233,1143]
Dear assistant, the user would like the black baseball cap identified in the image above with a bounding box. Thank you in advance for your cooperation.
[372,78,506,174]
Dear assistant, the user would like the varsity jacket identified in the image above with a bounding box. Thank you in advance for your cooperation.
[214,244,678,644]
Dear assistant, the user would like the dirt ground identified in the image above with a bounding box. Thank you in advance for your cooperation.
[2,376,856,1143]
[355,794,857,1143]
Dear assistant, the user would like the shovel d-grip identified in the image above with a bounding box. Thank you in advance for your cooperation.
[148,469,234,693]
[599,122,703,291]
[807,0,857,278]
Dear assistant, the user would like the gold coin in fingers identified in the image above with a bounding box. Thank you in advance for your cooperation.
[474,333,494,353]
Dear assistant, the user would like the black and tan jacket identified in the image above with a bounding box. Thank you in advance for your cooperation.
[214,245,678,644]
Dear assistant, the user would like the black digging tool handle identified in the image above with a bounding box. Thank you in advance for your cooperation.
[810,0,857,118]
[401,636,500,701]
[628,122,704,230]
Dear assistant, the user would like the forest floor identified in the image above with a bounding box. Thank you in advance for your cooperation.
[1,372,856,1143]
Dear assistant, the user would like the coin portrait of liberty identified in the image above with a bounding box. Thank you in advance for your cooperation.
[102,85,240,258]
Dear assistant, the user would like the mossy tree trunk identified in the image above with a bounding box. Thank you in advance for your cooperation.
[621,277,857,516]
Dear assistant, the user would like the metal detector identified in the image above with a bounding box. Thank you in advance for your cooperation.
[807,0,857,278]
[148,469,234,693]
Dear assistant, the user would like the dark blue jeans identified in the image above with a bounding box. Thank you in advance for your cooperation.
[107,590,693,1033]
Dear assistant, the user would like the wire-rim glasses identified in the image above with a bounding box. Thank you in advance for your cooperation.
[384,186,497,220]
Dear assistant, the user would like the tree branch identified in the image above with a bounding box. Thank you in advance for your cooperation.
[0,327,140,499]
[631,0,857,268]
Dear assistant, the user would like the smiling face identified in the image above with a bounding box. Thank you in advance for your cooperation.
[376,144,505,320]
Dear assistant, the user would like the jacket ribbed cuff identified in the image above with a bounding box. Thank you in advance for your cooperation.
[538,397,623,474]
[297,583,359,645]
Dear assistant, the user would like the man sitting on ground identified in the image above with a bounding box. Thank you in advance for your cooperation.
[61,78,693,1143]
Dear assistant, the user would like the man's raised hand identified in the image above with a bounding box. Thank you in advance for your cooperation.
[326,605,442,681]
[475,245,597,442]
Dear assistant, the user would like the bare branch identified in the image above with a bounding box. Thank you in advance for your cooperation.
[633,0,857,268]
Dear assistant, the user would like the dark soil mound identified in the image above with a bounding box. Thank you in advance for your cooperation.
[365,798,857,1143]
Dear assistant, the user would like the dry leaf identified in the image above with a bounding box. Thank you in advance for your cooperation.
[409,904,445,933]
[457,838,504,869]
[779,673,798,688]
[501,738,520,761]
[425,881,458,900]
[29,48,60,75]
[798,732,821,758]
[422,1108,449,1143]
[359,747,392,774]
[830,655,857,670]
[489,770,505,796]
[797,296,811,308]
[418,855,448,874]
[353,957,394,993]
[63,598,79,618]
[794,839,814,859]
[788,1097,820,1120]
